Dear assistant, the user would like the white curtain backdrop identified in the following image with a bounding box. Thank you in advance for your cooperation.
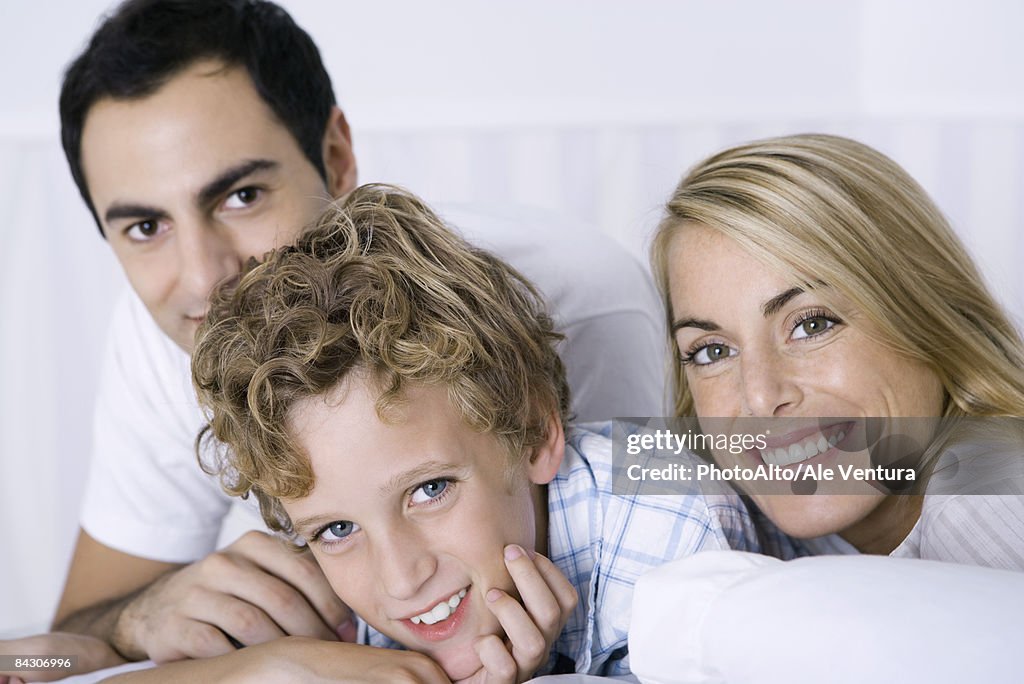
[2,0,1023,634]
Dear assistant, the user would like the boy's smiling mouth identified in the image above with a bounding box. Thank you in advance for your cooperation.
[401,586,473,642]
[409,588,468,625]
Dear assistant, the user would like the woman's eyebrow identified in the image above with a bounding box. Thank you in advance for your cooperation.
[671,317,718,333]
[761,287,805,317]
[672,286,808,333]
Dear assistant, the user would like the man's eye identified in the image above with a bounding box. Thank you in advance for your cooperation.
[125,219,165,242]
[319,520,358,543]
[410,479,450,505]
[223,187,263,209]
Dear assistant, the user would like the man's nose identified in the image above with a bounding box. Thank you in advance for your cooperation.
[175,222,243,301]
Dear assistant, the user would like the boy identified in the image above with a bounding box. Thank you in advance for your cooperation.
[183,184,759,680]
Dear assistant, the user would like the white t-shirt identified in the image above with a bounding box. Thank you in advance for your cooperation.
[81,205,668,562]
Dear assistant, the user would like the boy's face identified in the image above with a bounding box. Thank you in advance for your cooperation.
[285,377,559,681]
[79,60,355,352]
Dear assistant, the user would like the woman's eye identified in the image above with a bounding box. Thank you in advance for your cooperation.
[410,479,450,505]
[688,343,736,366]
[319,520,358,542]
[223,187,262,209]
[791,316,837,340]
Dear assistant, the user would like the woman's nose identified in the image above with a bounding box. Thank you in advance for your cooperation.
[739,351,803,417]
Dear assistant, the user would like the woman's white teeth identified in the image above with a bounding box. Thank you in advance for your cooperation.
[762,431,845,467]
[409,589,467,625]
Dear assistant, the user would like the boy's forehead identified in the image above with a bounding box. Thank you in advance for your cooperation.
[290,380,522,495]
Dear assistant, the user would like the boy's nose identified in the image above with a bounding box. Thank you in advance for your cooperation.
[375,527,437,602]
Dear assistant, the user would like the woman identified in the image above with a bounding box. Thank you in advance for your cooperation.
[650,133,1024,569]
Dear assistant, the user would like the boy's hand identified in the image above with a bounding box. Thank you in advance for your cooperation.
[98,638,452,684]
[458,545,579,683]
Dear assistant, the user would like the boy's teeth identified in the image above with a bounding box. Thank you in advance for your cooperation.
[410,588,467,626]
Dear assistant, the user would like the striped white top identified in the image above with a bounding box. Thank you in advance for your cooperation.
[892,442,1024,570]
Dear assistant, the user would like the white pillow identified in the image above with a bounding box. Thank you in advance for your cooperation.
[629,551,1024,683]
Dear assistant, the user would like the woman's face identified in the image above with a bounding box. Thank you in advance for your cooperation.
[665,223,946,545]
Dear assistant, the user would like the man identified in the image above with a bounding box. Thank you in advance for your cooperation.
[53,0,665,665]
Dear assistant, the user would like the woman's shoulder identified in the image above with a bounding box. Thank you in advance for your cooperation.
[894,492,1024,570]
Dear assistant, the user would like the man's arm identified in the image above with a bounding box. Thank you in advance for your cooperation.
[52,529,354,663]
[53,529,180,636]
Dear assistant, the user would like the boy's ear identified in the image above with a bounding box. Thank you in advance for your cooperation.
[527,412,565,486]
[321,105,358,198]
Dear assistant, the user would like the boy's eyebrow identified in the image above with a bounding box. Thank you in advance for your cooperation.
[291,514,332,538]
[291,461,469,536]
[197,158,279,208]
[380,460,467,496]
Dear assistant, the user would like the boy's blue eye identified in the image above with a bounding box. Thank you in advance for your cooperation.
[320,520,358,542]
[410,479,449,504]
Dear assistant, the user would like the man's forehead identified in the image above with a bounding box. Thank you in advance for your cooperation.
[79,61,290,210]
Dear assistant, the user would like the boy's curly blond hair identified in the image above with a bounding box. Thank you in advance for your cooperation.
[192,184,570,534]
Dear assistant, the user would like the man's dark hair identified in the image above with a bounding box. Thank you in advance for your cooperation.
[60,0,337,234]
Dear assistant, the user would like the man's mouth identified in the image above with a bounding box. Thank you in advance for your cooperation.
[409,588,467,625]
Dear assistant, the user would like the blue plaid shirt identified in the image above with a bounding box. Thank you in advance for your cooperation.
[364,422,767,676]
[539,422,762,676]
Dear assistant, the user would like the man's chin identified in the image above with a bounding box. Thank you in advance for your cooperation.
[160,320,199,354]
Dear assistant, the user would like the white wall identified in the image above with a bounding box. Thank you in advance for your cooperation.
[1,0,1022,634]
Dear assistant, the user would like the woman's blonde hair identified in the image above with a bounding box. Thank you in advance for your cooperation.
[192,184,569,535]
[651,133,1024,419]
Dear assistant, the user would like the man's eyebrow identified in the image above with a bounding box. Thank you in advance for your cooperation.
[197,158,279,208]
[104,203,170,225]
[761,287,805,317]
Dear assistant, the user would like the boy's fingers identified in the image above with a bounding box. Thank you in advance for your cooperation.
[529,552,580,619]
[485,588,548,677]
[502,545,562,636]
[474,634,518,683]
[503,545,578,638]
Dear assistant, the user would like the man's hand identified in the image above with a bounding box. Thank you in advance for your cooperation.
[0,632,125,683]
[458,545,579,683]
[111,531,355,662]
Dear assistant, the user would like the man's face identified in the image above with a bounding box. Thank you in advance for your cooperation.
[285,377,556,681]
[80,60,354,352]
